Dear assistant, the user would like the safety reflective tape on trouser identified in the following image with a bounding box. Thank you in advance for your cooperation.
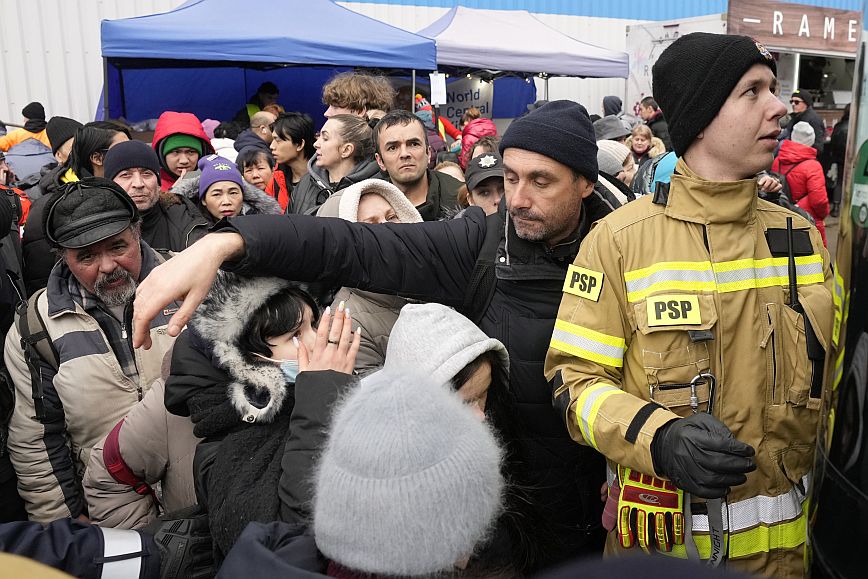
[680,476,810,560]
[551,319,626,368]
[575,384,628,450]
[624,256,825,303]
[100,527,143,579]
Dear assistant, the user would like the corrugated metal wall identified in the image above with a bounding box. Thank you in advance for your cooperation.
[0,0,183,125]
[0,0,674,125]
[338,2,641,117]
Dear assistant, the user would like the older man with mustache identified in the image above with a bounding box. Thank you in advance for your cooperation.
[3,177,180,524]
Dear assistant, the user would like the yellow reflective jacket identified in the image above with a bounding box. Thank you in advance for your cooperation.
[546,159,833,577]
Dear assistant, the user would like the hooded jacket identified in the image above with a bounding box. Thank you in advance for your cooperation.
[164,273,356,556]
[317,179,424,375]
[151,112,215,191]
[233,129,269,154]
[139,192,210,252]
[211,187,617,569]
[785,106,826,153]
[772,139,829,246]
[459,117,498,170]
[171,172,282,223]
[289,156,381,216]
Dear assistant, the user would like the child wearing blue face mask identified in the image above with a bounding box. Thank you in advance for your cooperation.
[84,274,360,559]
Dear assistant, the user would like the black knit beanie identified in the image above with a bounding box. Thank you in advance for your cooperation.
[652,33,777,156]
[46,117,83,154]
[21,102,45,120]
[103,140,162,184]
[499,100,598,182]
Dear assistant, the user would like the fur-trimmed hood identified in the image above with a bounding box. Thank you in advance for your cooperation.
[188,272,297,424]
[171,172,282,219]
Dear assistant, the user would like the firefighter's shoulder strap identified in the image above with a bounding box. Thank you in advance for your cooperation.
[16,288,58,422]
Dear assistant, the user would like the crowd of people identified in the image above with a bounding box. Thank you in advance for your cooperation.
[0,31,845,579]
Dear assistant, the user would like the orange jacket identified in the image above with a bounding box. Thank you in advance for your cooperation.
[0,128,51,152]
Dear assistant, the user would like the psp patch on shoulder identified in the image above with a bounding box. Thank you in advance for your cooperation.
[646,294,701,326]
[563,265,604,301]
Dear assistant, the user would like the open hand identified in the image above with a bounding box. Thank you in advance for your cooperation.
[297,301,361,374]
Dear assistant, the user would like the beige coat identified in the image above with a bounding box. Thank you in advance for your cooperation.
[546,159,833,577]
[84,379,200,529]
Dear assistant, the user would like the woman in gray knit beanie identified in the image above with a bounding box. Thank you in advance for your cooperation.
[313,367,505,576]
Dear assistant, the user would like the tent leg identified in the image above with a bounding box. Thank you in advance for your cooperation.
[411,70,416,104]
[102,58,110,121]
[544,76,549,100]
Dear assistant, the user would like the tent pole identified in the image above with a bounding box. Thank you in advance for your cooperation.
[411,70,416,104]
[544,75,549,100]
[102,58,110,121]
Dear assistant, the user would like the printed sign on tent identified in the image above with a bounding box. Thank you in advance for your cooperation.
[444,77,494,128]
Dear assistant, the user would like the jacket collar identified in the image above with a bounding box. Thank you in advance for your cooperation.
[665,158,757,225]
[495,199,592,282]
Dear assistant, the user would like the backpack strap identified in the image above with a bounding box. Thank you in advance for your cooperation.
[102,420,160,505]
[459,211,504,325]
[16,288,59,423]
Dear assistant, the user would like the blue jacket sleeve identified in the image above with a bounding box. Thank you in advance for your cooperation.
[215,208,489,307]
[0,519,160,579]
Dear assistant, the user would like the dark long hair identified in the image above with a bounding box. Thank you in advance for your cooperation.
[64,126,117,178]
[237,286,320,360]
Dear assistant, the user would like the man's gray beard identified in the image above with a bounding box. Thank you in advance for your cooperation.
[94,269,138,307]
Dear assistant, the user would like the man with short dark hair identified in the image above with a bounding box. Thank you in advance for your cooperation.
[639,96,673,150]
[373,110,461,221]
[4,178,180,523]
[132,100,619,571]
[105,140,207,252]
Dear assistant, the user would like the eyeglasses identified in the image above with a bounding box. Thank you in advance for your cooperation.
[790,100,805,105]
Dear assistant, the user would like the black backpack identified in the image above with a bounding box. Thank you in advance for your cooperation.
[764,162,816,225]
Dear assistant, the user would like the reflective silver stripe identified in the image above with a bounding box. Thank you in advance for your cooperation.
[625,268,715,294]
[714,262,822,284]
[551,327,625,363]
[690,475,809,533]
[100,527,143,579]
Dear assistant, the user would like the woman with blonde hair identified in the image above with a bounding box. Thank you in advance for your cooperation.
[625,124,666,167]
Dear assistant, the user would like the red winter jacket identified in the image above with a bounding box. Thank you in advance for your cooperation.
[772,139,829,246]
[151,112,215,191]
[459,117,497,170]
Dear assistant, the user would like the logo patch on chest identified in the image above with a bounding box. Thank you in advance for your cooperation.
[646,294,701,326]
[563,265,604,301]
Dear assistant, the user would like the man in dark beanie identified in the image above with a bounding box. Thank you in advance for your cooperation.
[0,102,50,151]
[104,140,208,253]
[45,116,83,164]
[3,177,181,524]
[129,100,618,572]
[546,32,832,577]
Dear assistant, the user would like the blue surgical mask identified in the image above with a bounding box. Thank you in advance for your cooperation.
[252,353,299,384]
[279,360,300,384]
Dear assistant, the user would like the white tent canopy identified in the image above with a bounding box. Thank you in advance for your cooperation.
[418,6,629,79]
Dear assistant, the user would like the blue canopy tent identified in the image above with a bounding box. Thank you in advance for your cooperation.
[99,0,437,122]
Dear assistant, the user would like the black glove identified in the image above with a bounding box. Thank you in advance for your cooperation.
[143,506,214,579]
[651,413,756,499]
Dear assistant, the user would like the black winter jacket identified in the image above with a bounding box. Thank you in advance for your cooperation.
[215,193,615,567]
[289,157,381,216]
[382,169,462,222]
[647,111,673,151]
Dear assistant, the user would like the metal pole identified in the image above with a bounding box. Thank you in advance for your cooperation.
[411,69,416,106]
[102,58,111,121]
[544,75,549,100]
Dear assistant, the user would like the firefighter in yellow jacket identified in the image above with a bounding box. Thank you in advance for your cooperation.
[545,33,833,578]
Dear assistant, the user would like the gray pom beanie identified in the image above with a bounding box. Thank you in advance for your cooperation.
[313,368,505,576]
[384,303,509,384]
